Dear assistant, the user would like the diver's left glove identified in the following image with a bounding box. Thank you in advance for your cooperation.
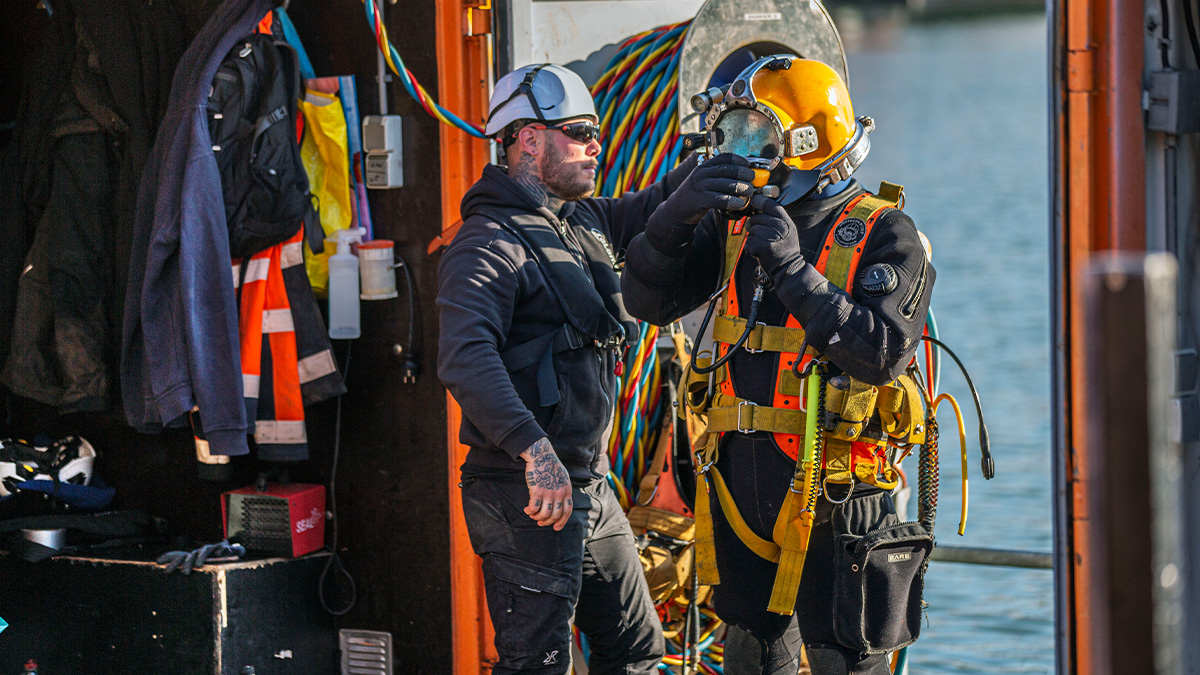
[743,195,804,281]
[157,539,246,574]
[645,153,756,255]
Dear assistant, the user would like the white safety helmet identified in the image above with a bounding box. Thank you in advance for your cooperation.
[484,64,598,137]
[0,435,96,498]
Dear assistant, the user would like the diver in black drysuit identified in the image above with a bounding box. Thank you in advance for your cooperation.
[620,171,936,674]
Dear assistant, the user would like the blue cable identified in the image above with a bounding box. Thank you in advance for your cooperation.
[926,307,941,393]
[361,1,487,138]
[275,8,316,79]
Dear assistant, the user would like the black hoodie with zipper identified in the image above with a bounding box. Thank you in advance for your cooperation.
[437,157,694,483]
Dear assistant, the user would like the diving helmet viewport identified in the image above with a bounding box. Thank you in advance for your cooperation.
[690,55,874,204]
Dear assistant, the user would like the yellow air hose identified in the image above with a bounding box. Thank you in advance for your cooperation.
[933,393,969,535]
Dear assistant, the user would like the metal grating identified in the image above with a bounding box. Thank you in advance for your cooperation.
[227,494,292,556]
[339,629,393,675]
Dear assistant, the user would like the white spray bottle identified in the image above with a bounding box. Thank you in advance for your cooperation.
[328,227,366,339]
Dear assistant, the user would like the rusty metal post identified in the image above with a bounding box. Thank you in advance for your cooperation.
[1084,254,1184,675]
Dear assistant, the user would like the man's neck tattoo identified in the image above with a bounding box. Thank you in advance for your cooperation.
[509,152,565,214]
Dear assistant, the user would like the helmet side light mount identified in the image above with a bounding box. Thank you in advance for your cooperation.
[785,125,820,157]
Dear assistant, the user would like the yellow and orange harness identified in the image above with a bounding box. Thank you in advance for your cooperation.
[683,183,928,615]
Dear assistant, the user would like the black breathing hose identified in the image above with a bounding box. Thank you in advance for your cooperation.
[688,267,768,375]
[920,335,994,480]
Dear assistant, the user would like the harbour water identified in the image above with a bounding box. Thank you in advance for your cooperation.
[843,11,1054,674]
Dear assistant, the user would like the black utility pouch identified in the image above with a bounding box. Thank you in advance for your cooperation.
[833,521,933,654]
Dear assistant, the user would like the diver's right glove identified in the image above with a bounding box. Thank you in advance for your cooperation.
[743,194,804,281]
[157,539,246,574]
[645,153,757,255]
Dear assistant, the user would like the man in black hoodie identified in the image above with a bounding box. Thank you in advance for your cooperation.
[437,64,755,674]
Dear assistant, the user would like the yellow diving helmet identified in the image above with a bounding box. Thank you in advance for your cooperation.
[691,55,874,200]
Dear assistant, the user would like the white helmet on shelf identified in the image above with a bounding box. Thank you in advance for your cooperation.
[484,64,597,137]
[0,435,96,498]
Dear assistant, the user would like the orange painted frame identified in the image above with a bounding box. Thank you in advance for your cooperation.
[1056,0,1145,669]
[433,0,496,672]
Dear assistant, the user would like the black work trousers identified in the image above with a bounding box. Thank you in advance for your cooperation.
[461,475,665,674]
[709,435,899,675]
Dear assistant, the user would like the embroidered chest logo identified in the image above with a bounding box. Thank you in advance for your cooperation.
[590,228,619,270]
[543,650,560,665]
[833,217,867,247]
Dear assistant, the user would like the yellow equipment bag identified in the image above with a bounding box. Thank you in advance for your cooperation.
[299,88,352,296]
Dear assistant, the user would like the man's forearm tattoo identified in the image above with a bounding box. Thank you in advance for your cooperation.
[525,438,568,490]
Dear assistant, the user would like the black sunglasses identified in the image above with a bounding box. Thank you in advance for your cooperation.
[531,121,600,144]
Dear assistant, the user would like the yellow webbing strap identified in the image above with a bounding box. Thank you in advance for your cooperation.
[822,193,900,291]
[876,383,905,435]
[724,227,747,289]
[694,435,721,585]
[708,468,780,562]
[671,325,690,371]
[627,506,695,541]
[682,356,725,416]
[706,394,808,435]
[766,369,822,614]
[877,181,905,206]
[901,376,927,445]
[712,314,808,353]
[823,438,856,484]
[635,409,675,506]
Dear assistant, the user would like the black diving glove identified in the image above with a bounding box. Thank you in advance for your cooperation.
[645,153,757,255]
[743,194,805,282]
[157,539,246,574]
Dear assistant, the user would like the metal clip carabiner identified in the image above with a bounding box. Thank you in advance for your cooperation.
[822,477,855,505]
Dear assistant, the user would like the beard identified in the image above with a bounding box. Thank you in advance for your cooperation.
[539,141,596,201]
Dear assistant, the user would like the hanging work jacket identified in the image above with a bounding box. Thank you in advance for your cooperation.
[2,0,186,412]
[123,0,277,455]
[233,229,345,462]
[437,159,694,483]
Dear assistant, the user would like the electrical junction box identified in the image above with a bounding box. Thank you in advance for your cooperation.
[363,115,404,188]
[1146,69,1200,135]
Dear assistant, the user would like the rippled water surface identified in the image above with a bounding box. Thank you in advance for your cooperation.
[843,12,1054,674]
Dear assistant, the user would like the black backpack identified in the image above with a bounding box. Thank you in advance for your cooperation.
[207,33,318,259]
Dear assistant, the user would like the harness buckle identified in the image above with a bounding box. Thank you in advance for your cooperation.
[737,400,757,433]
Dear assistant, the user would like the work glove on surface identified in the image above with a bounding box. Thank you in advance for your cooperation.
[743,194,805,282]
[157,539,246,574]
[645,153,757,255]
